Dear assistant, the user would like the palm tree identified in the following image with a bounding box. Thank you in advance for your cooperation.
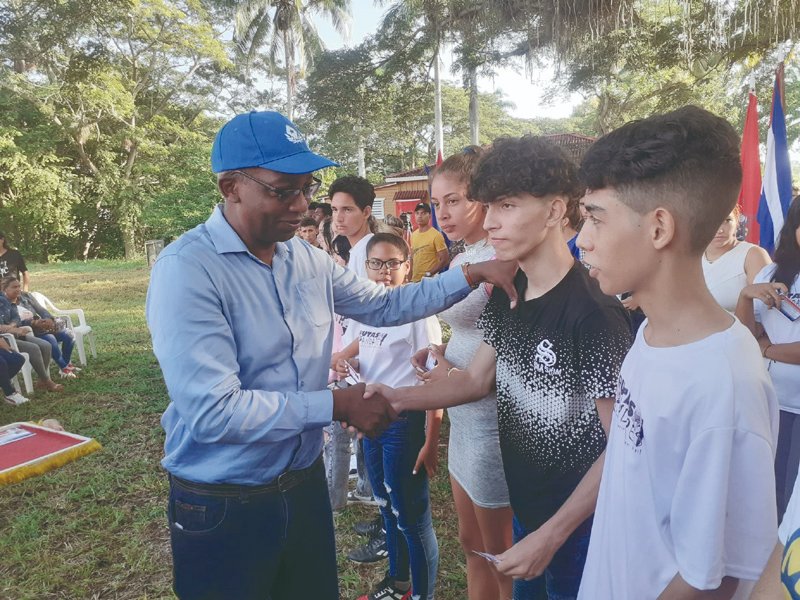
[230,0,350,120]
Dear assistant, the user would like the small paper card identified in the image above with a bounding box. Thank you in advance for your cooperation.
[472,550,501,565]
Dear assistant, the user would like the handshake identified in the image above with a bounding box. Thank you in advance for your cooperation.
[331,382,402,439]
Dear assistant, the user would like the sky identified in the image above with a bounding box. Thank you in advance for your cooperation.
[314,0,582,120]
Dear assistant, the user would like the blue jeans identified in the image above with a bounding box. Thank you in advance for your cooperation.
[511,515,592,600]
[167,457,338,600]
[0,349,25,395]
[776,410,800,521]
[364,412,438,600]
[38,331,74,369]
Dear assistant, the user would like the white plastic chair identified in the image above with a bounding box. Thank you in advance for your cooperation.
[30,292,96,365]
[1,332,34,394]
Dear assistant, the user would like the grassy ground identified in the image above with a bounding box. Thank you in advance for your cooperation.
[0,260,467,600]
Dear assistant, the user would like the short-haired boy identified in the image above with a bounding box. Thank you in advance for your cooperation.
[368,136,632,599]
[330,175,375,274]
[576,106,779,599]
[297,216,320,247]
[337,232,443,600]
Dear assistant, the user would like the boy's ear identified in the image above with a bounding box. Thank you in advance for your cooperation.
[650,207,676,250]
[547,196,568,227]
[363,205,373,219]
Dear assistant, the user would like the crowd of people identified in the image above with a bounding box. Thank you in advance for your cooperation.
[0,232,82,406]
[145,107,800,600]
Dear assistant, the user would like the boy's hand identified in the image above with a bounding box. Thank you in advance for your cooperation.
[466,260,518,308]
[364,382,403,414]
[495,525,560,580]
[413,441,439,477]
[741,282,788,308]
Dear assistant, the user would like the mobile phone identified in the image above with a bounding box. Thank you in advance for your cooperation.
[778,291,800,322]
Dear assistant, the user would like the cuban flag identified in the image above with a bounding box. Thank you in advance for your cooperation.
[757,62,793,254]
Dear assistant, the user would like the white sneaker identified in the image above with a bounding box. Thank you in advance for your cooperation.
[59,368,77,379]
[5,392,30,405]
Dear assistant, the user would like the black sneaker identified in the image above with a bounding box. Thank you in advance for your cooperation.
[353,516,384,538]
[347,536,388,563]
[355,575,411,600]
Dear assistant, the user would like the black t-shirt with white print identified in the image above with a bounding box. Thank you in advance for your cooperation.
[0,249,27,280]
[478,261,631,530]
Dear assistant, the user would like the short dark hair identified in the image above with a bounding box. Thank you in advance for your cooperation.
[316,203,333,217]
[0,275,18,291]
[328,175,375,210]
[299,217,318,229]
[308,201,320,211]
[414,202,431,214]
[580,105,742,253]
[469,136,584,210]
[367,232,410,261]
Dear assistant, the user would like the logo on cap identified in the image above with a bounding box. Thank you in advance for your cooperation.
[285,125,304,144]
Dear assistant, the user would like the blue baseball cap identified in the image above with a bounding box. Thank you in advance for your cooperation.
[211,111,338,174]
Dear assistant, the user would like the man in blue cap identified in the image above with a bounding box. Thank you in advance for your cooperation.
[145,111,516,599]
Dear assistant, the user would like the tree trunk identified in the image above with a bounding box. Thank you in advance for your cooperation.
[357,134,366,177]
[284,31,295,120]
[122,224,137,260]
[468,64,479,146]
[433,45,444,160]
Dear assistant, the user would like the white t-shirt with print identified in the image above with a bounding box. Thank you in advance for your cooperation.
[754,263,800,413]
[579,319,778,600]
[343,315,441,389]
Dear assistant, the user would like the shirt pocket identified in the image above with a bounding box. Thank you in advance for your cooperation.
[295,279,333,328]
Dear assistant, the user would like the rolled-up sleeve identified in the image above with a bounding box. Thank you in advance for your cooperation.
[146,253,333,446]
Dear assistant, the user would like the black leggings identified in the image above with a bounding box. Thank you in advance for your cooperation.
[0,349,25,396]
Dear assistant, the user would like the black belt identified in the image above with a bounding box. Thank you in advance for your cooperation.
[170,455,322,497]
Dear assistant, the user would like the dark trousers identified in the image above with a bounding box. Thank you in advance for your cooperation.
[511,515,592,600]
[776,410,800,521]
[0,349,25,395]
[167,457,338,600]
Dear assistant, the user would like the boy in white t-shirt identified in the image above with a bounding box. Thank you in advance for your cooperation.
[575,106,779,599]
[336,232,443,600]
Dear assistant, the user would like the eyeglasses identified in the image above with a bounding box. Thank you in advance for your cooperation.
[233,171,322,202]
[366,258,406,271]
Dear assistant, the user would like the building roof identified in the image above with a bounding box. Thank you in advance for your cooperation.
[394,190,428,201]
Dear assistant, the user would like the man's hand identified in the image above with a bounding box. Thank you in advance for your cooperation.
[332,382,397,438]
[466,260,518,308]
[495,525,561,580]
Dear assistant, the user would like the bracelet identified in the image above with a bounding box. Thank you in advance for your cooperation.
[447,367,460,377]
[763,343,772,358]
[461,262,479,289]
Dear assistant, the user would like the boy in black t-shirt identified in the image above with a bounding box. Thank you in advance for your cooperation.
[0,232,29,291]
[368,136,631,599]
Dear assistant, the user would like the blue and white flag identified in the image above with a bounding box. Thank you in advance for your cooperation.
[758,63,793,254]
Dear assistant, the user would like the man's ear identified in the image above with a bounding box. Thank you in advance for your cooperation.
[218,176,239,203]
[364,205,372,219]
[650,207,676,250]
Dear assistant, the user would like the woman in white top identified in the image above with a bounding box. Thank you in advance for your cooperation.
[736,196,800,521]
[411,147,513,600]
[703,205,771,311]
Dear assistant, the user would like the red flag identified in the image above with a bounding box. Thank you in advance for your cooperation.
[436,150,443,166]
[739,91,762,243]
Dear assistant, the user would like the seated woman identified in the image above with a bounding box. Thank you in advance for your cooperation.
[0,335,29,405]
[0,276,78,379]
[0,306,62,392]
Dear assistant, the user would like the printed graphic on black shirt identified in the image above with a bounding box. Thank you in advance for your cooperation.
[478,263,631,529]
[614,377,644,452]
[0,250,26,280]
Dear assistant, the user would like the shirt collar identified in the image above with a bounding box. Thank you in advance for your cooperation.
[206,204,291,260]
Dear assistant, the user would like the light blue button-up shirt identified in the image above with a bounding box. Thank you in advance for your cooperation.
[146,205,471,485]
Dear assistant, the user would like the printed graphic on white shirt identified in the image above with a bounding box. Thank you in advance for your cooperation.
[614,377,643,452]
